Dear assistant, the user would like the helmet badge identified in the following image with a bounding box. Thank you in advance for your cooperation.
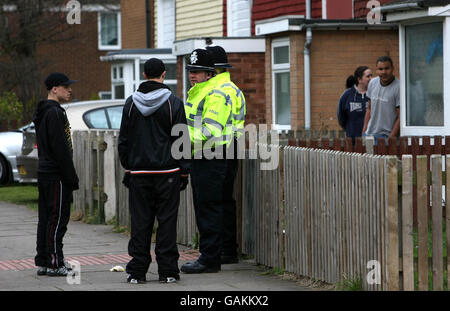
[190,51,198,65]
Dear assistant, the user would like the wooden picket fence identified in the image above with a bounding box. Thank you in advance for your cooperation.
[281,148,392,290]
[72,130,127,225]
[400,154,448,291]
[71,130,450,291]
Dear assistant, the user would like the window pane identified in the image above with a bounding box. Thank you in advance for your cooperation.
[99,92,112,100]
[84,109,109,129]
[274,46,289,64]
[140,62,176,80]
[106,106,123,129]
[114,84,124,99]
[275,72,290,125]
[406,22,443,126]
[140,63,145,80]
[167,83,177,97]
[101,13,118,46]
[165,63,177,80]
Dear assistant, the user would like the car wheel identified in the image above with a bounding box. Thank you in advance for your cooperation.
[0,155,10,184]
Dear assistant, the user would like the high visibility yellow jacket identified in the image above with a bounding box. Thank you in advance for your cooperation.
[213,72,246,139]
[185,75,233,155]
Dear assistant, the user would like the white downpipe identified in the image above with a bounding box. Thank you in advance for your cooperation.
[304,0,312,129]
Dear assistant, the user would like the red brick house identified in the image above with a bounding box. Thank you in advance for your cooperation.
[172,1,399,132]
[251,0,399,132]
[101,0,401,133]
[37,4,121,102]
[0,2,121,130]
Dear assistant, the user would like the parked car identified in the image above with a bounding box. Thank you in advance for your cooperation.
[16,100,124,183]
[0,123,34,184]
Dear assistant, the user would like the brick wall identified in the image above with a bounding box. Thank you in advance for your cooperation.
[265,39,272,125]
[121,0,153,49]
[266,29,399,131]
[36,11,111,103]
[308,30,399,132]
[290,32,306,130]
[227,53,266,125]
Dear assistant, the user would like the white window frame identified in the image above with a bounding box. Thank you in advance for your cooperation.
[98,11,122,50]
[111,63,126,99]
[135,58,177,91]
[399,18,448,136]
[271,38,291,131]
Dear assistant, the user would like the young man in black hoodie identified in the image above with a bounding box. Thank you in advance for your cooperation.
[118,58,190,284]
[34,72,79,277]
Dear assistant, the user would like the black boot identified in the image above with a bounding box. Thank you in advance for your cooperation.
[180,261,220,274]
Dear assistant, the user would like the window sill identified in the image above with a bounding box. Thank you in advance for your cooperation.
[98,45,122,51]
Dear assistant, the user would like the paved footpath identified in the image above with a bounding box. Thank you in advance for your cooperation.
[0,201,311,292]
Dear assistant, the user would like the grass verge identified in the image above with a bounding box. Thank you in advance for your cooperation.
[0,184,39,210]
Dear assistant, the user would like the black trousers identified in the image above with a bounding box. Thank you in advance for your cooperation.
[35,180,72,269]
[222,157,238,257]
[126,174,181,278]
[191,158,228,267]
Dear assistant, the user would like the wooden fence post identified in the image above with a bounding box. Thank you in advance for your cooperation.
[87,131,96,218]
[96,131,106,224]
[278,145,284,269]
[386,156,399,290]
[431,155,443,291]
[103,131,117,223]
[402,155,414,291]
[72,130,84,219]
[417,155,428,290]
[365,136,374,154]
[446,154,450,290]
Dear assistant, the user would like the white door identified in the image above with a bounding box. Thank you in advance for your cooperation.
[227,0,251,37]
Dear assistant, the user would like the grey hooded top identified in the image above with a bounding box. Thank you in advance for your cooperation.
[132,87,172,117]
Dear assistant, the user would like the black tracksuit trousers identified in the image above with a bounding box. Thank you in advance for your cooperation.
[35,179,72,269]
[191,158,228,267]
[126,174,181,279]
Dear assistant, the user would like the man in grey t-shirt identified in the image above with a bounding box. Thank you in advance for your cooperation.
[362,56,400,140]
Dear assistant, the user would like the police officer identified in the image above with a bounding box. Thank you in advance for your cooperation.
[180,48,233,273]
[206,45,246,264]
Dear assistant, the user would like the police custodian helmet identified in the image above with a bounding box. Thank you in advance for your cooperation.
[186,48,215,72]
[206,45,232,68]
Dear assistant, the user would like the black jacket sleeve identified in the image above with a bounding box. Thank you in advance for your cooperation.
[46,107,79,189]
[170,95,191,175]
[118,96,133,170]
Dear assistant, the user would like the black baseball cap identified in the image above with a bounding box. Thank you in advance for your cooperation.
[206,45,232,68]
[185,48,215,72]
[144,58,166,78]
[45,72,77,90]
